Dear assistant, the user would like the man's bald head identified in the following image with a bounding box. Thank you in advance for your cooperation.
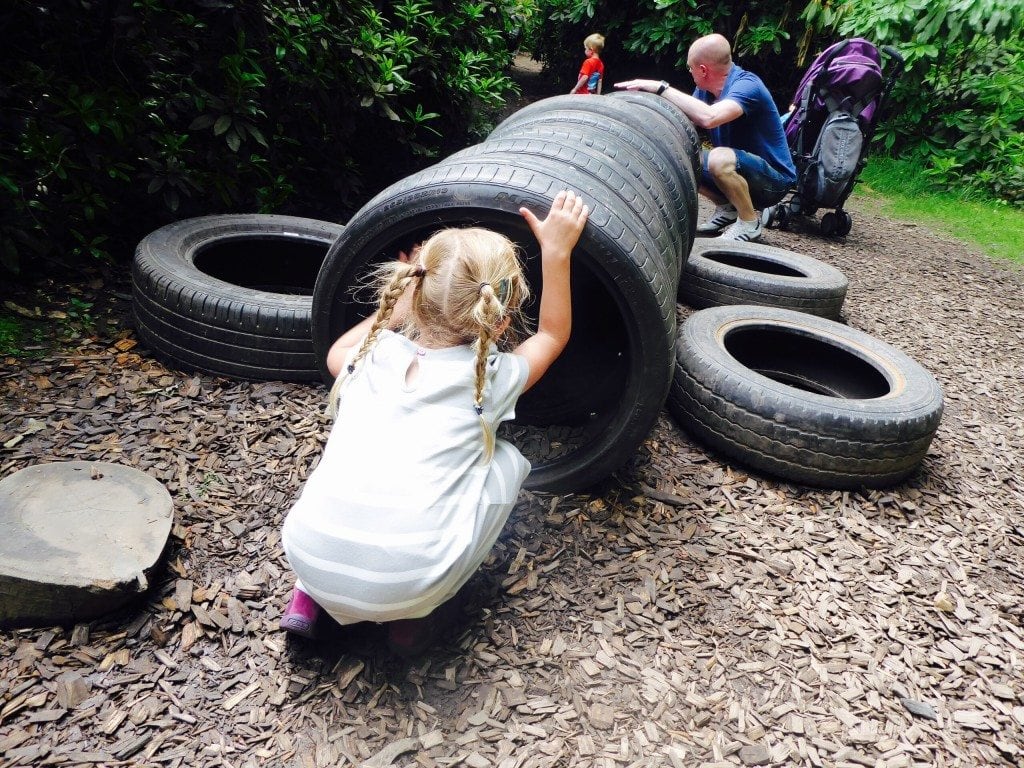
[688,34,733,72]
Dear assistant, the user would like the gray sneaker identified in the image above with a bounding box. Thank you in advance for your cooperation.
[719,216,763,242]
[696,204,738,235]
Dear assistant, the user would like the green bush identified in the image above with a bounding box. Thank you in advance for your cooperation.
[0,0,521,277]
[525,1,813,104]
[526,0,1023,207]
[805,0,1024,205]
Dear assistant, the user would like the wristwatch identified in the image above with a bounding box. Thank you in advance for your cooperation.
[655,81,670,96]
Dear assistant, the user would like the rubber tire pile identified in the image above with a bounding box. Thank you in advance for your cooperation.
[132,95,943,493]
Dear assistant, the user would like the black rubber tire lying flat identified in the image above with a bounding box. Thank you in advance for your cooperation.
[133,215,343,381]
[668,305,944,489]
[679,239,848,319]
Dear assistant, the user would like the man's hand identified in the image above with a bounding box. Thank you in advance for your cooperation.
[614,79,661,93]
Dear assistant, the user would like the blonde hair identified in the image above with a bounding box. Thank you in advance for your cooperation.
[327,227,530,462]
[584,33,605,54]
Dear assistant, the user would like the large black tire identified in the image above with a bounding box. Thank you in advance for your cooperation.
[133,215,343,381]
[604,90,701,181]
[447,138,684,281]
[667,306,944,489]
[679,239,848,319]
[493,96,696,244]
[487,118,696,274]
[311,159,675,493]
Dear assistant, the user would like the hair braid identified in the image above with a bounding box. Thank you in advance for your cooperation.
[473,285,500,462]
[326,263,422,418]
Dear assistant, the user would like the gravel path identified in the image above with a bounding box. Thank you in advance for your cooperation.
[2,191,1023,767]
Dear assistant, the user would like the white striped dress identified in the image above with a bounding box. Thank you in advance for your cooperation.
[282,331,530,624]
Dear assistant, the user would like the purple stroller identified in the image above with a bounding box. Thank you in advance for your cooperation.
[762,38,904,237]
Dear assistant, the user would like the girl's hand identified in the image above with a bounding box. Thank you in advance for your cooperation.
[513,191,588,393]
[519,190,589,258]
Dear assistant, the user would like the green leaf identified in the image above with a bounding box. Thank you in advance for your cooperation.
[247,125,268,148]
[189,114,215,130]
[213,115,232,135]
[226,129,241,152]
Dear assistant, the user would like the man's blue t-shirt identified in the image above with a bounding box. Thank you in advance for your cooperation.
[694,64,797,183]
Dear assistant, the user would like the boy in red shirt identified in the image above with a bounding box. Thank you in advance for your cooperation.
[571,34,605,95]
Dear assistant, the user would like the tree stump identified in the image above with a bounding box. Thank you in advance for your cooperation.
[0,461,173,628]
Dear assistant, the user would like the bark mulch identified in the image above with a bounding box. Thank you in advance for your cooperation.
[2,197,1024,766]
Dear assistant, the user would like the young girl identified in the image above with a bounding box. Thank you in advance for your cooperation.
[280,191,589,655]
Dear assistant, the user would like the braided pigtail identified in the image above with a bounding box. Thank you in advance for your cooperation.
[325,262,424,418]
[472,283,503,462]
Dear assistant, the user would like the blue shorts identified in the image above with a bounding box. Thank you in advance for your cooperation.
[701,149,794,209]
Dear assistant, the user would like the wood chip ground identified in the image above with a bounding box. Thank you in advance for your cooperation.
[2,199,1023,766]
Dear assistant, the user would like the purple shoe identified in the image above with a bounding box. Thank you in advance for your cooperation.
[386,593,464,657]
[280,587,320,639]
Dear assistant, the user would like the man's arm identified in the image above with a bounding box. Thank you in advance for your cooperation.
[614,79,743,130]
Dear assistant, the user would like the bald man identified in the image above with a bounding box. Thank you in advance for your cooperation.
[617,34,796,242]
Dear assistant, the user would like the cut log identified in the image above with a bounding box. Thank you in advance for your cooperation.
[0,461,173,628]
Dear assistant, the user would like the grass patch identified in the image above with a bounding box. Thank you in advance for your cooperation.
[0,310,51,358]
[0,315,21,357]
[858,157,1024,264]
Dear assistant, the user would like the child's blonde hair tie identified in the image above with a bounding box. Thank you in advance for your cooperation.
[478,279,511,302]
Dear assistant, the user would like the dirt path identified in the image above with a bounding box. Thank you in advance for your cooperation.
[2,78,1023,768]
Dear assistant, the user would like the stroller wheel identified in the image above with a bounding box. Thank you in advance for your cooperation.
[777,205,791,230]
[761,205,778,229]
[837,211,853,237]
[789,195,803,216]
[820,212,840,237]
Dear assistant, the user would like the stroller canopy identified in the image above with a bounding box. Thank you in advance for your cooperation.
[786,38,885,149]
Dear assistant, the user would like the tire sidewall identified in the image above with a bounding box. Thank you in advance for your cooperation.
[681,239,848,317]
[676,306,943,434]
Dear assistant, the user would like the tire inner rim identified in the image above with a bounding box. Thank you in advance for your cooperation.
[724,325,891,399]
[194,236,327,295]
[700,250,806,277]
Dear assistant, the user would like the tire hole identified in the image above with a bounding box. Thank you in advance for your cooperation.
[194,237,328,294]
[725,326,890,399]
[700,250,806,277]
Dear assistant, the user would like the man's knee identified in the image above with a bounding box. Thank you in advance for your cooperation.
[706,147,737,177]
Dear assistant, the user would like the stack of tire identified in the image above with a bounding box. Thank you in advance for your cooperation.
[310,94,701,492]
[668,236,943,490]
[132,94,943,493]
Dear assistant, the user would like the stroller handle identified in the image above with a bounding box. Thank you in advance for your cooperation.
[881,46,905,67]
